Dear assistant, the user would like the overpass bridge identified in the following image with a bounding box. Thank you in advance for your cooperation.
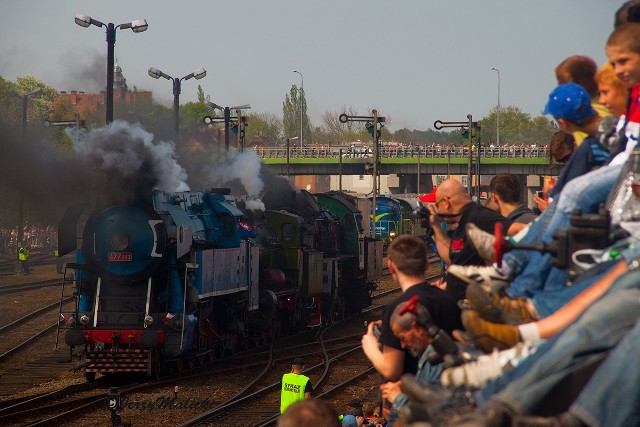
[257,146,560,191]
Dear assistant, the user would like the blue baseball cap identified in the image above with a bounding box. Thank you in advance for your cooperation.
[542,83,596,125]
[342,415,357,427]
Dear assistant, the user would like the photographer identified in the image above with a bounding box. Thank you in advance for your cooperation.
[425,178,514,301]
[379,296,459,426]
[361,236,462,383]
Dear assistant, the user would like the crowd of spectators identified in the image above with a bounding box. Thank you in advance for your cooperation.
[0,225,57,255]
[352,3,640,425]
[254,142,551,159]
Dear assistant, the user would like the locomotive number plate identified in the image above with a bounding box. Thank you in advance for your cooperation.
[108,252,133,261]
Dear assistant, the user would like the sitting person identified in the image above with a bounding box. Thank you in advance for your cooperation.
[361,235,462,382]
[448,87,614,300]
[424,178,514,301]
[378,296,449,425]
[486,173,537,225]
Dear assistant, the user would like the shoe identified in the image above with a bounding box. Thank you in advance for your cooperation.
[447,264,510,295]
[465,283,538,325]
[461,310,521,353]
[466,223,497,263]
[440,343,535,388]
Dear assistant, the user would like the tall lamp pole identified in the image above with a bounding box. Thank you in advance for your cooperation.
[74,13,148,124]
[10,88,41,262]
[491,67,500,146]
[293,70,304,145]
[148,67,206,140]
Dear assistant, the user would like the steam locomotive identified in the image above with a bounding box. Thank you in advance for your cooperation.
[57,188,383,380]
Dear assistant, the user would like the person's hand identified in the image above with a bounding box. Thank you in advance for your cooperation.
[426,202,443,228]
[380,381,402,403]
[533,193,548,213]
[361,320,382,355]
[356,415,366,427]
[430,277,447,290]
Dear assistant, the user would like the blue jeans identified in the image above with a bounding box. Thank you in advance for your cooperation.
[532,241,640,317]
[477,268,640,412]
[388,345,444,426]
[571,318,640,426]
[505,164,623,299]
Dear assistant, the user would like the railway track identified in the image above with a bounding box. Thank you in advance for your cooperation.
[0,260,444,426]
[0,298,74,364]
[0,278,62,296]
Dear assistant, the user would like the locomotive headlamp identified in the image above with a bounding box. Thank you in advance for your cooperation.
[80,314,91,325]
[144,315,154,327]
[111,233,129,251]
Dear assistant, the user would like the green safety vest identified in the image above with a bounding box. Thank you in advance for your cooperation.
[19,248,28,261]
[280,373,309,414]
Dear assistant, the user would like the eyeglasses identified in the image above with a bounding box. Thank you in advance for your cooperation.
[435,196,449,207]
[557,153,572,163]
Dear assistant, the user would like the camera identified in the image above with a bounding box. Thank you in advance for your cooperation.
[373,323,382,339]
[415,205,434,237]
[425,325,466,367]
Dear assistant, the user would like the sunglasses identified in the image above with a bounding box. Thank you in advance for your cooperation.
[557,153,572,163]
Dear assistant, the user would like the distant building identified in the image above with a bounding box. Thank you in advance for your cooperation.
[56,61,152,117]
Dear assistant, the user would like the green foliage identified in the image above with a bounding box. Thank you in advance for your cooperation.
[245,112,282,146]
[282,85,312,143]
[480,106,557,146]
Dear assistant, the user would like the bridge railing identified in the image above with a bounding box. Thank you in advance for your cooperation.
[253,145,550,160]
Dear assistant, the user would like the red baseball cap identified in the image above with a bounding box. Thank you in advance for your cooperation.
[418,186,438,203]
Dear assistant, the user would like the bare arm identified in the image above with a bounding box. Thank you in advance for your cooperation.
[361,322,405,381]
[537,260,627,339]
[507,222,526,236]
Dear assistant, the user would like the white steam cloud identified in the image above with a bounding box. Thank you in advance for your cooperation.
[68,120,189,193]
[205,149,265,209]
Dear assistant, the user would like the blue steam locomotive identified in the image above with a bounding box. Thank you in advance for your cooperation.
[57,188,382,379]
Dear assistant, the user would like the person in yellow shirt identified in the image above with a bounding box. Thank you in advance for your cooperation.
[280,358,313,414]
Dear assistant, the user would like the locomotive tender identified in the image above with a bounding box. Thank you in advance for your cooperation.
[57,188,382,380]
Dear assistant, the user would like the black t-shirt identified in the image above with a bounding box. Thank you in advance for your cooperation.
[445,202,513,301]
[379,281,463,377]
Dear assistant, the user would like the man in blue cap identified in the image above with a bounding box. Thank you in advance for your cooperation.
[541,82,610,199]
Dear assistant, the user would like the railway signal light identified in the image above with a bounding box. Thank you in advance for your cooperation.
[460,127,469,139]
[365,122,374,135]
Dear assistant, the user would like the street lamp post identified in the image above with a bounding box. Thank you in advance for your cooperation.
[74,13,148,124]
[293,70,304,145]
[491,67,500,146]
[148,67,206,140]
[10,88,41,265]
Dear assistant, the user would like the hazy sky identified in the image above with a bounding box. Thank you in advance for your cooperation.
[0,1,623,132]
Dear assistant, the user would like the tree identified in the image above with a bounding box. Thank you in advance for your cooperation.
[245,112,282,146]
[479,106,556,147]
[282,85,311,144]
